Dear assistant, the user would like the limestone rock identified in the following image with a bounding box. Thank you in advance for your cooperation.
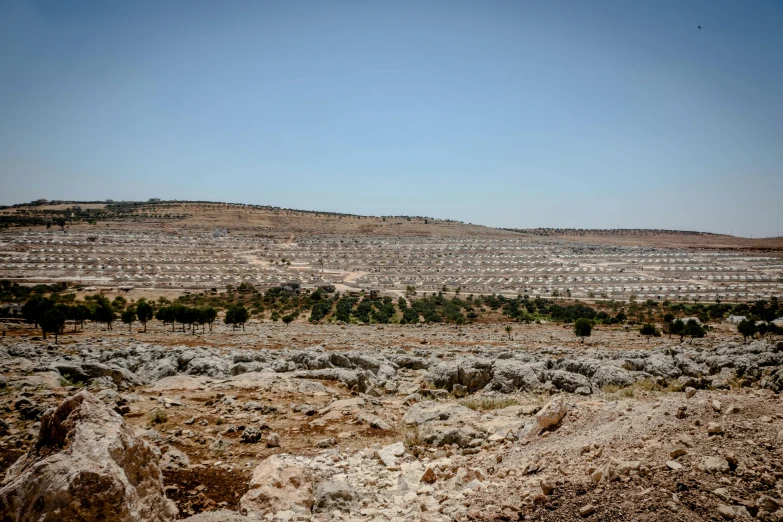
[421,468,437,483]
[312,481,359,513]
[0,390,177,522]
[377,441,405,469]
[160,448,191,471]
[241,426,262,444]
[717,504,735,519]
[701,456,730,474]
[536,395,567,430]
[266,432,281,447]
[181,510,247,522]
[239,455,313,513]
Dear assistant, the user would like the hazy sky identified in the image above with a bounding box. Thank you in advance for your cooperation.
[1,0,782,237]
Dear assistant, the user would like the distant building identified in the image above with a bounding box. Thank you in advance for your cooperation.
[727,315,747,324]
[281,281,301,294]
[368,289,381,300]
[680,317,702,325]
[317,284,336,293]
[0,303,22,316]
[773,318,783,327]
[149,198,161,202]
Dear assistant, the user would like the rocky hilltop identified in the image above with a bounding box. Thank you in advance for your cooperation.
[1,323,782,521]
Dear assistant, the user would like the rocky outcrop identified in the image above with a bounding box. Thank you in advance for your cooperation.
[0,390,177,522]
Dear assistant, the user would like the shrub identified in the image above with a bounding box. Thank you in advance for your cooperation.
[150,409,168,424]
[574,318,593,342]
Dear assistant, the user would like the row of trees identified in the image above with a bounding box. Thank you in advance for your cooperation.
[738,319,781,343]
[20,295,254,340]
[21,295,118,342]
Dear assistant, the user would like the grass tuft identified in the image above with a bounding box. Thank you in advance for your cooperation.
[149,408,168,424]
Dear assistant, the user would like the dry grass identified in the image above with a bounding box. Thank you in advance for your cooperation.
[149,408,168,424]
[602,384,636,398]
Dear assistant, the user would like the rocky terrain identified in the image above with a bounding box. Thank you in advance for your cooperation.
[1,322,783,521]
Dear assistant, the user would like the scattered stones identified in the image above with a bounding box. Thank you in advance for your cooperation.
[685,387,697,398]
[580,504,596,517]
[707,423,724,436]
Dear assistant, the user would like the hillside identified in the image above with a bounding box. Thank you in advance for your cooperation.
[0,200,513,238]
[513,228,783,252]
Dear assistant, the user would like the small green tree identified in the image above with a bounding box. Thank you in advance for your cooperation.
[640,323,658,343]
[684,319,706,339]
[574,318,592,343]
[72,304,91,331]
[121,308,136,332]
[40,308,66,343]
[136,301,153,332]
[737,319,756,343]
[504,325,513,340]
[226,305,249,331]
[282,314,294,326]
[234,305,249,330]
[94,299,116,330]
[22,295,51,328]
[203,307,217,331]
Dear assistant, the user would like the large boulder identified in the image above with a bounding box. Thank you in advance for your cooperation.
[425,358,493,393]
[591,365,638,388]
[292,368,371,392]
[239,455,313,514]
[644,354,682,379]
[0,390,177,522]
[547,370,592,394]
[490,361,544,392]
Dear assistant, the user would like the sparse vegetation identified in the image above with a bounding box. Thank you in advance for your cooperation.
[149,409,168,424]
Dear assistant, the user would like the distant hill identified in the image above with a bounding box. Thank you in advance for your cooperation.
[507,228,783,251]
[0,199,512,238]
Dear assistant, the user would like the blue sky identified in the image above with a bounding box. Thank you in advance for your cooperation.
[1,0,781,237]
